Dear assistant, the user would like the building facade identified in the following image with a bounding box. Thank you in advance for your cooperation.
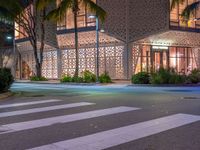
[16,0,200,80]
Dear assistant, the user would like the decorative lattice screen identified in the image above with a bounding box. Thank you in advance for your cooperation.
[61,45,124,79]
[42,51,58,78]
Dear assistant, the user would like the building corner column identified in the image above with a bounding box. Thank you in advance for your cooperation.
[123,42,133,80]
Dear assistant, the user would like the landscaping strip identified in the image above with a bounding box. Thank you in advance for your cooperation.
[0,92,13,100]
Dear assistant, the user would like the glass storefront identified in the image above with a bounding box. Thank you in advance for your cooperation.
[135,45,197,74]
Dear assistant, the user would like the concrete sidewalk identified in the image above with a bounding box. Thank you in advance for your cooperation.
[15,79,131,85]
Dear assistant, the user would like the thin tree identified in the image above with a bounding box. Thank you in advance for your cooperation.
[47,0,106,77]
[0,0,55,78]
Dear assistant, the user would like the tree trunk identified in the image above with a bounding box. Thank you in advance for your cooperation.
[31,8,46,78]
[38,9,46,78]
[36,62,42,77]
[74,9,79,77]
[32,41,42,77]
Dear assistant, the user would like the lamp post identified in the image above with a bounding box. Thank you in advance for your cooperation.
[88,15,104,82]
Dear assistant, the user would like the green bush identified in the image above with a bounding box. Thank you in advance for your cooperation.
[0,68,14,92]
[188,69,200,84]
[60,74,72,83]
[150,68,171,84]
[150,73,162,84]
[60,71,96,83]
[71,76,84,83]
[82,70,96,83]
[132,68,200,85]
[99,72,112,83]
[132,72,150,84]
[30,76,48,81]
[169,74,186,84]
[150,68,187,84]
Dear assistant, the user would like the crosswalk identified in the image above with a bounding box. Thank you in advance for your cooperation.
[0,99,199,150]
[0,102,95,118]
[0,99,62,109]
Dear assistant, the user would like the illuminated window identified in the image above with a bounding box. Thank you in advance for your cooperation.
[170,0,200,29]
[135,46,197,74]
[56,0,96,30]
[15,22,20,38]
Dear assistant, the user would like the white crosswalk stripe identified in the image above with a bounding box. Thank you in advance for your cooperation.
[0,102,95,118]
[0,99,199,150]
[0,106,140,134]
[29,113,200,150]
[0,99,62,109]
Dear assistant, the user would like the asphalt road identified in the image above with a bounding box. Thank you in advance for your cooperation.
[0,83,199,150]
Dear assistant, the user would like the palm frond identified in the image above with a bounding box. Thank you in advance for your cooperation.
[170,0,185,10]
[82,0,106,22]
[181,1,200,20]
[36,0,55,11]
[46,0,72,22]
[0,0,25,18]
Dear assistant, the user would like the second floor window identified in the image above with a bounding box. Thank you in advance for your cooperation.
[57,0,96,30]
[170,0,200,29]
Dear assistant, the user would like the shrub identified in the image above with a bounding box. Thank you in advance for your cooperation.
[60,71,96,83]
[150,68,187,84]
[60,74,72,83]
[150,73,162,84]
[30,76,48,81]
[82,70,96,83]
[188,69,200,84]
[150,68,171,84]
[71,76,84,83]
[0,68,14,92]
[132,72,150,84]
[169,74,186,84]
[99,72,112,83]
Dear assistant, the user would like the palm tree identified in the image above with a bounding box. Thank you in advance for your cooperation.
[171,0,200,20]
[47,0,106,77]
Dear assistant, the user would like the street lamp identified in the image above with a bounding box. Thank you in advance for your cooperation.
[6,36,12,40]
[88,14,104,82]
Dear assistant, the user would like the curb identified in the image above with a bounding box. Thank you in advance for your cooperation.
[128,84,200,87]
[0,92,13,100]
[15,81,59,84]
[14,81,200,87]
[14,81,99,86]
[14,81,116,86]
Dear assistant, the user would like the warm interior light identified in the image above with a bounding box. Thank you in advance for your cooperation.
[193,18,200,21]
[152,46,168,50]
[100,29,105,33]
[88,14,96,19]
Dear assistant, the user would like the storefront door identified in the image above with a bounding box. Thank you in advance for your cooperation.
[152,50,169,71]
